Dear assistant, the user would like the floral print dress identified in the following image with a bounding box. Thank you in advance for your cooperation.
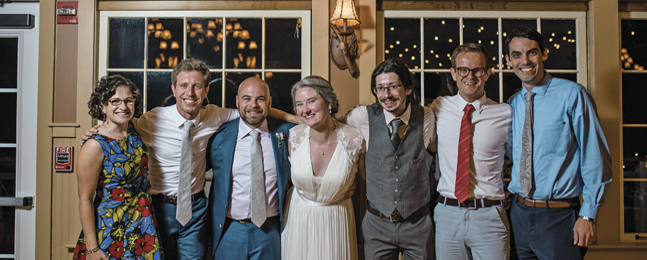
[74,124,164,260]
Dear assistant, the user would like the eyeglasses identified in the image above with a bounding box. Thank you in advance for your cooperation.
[454,67,487,77]
[107,98,135,106]
[375,84,404,93]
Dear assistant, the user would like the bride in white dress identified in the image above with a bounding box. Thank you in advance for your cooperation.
[281,76,365,260]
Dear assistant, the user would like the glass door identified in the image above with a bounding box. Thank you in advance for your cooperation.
[0,2,39,259]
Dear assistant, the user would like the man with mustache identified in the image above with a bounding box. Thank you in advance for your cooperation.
[429,43,512,259]
[208,77,294,260]
[346,58,437,259]
[505,28,612,259]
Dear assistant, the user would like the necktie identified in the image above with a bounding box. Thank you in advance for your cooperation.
[390,118,404,149]
[520,92,536,196]
[176,120,194,226]
[455,104,475,203]
[250,130,266,228]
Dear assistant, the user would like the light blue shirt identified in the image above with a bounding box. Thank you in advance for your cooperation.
[508,73,612,219]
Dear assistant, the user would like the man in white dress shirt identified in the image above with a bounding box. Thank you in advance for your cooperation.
[429,43,512,260]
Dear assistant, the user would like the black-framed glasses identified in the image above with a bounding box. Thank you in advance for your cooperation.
[455,67,487,77]
[375,84,404,93]
[107,98,135,106]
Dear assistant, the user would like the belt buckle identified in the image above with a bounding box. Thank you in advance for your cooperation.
[467,198,478,210]
[389,212,399,223]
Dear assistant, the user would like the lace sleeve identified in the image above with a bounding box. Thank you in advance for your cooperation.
[337,123,364,161]
[288,124,309,155]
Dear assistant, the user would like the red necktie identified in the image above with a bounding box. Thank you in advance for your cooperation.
[455,104,475,203]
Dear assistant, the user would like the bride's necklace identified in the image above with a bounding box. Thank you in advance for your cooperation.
[313,133,335,156]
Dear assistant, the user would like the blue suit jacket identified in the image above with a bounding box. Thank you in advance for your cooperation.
[208,118,294,254]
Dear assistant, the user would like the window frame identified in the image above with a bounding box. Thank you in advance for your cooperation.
[98,10,311,111]
[383,10,587,103]
[619,11,647,243]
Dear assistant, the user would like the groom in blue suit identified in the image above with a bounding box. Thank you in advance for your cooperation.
[208,77,294,260]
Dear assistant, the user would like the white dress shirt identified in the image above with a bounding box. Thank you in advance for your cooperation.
[346,104,435,151]
[135,104,239,196]
[228,118,279,220]
[430,94,512,200]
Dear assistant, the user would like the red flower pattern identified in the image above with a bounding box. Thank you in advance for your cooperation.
[111,188,125,201]
[73,243,86,260]
[134,234,156,255]
[109,241,124,258]
[137,197,151,217]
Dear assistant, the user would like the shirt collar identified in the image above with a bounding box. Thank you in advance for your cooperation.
[171,104,201,128]
[237,118,270,139]
[522,72,552,97]
[452,93,487,114]
[384,103,412,125]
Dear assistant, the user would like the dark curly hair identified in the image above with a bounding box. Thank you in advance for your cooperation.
[291,75,339,117]
[370,58,414,105]
[504,27,545,56]
[88,75,143,120]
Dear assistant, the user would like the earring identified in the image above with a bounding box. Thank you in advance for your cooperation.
[329,106,332,113]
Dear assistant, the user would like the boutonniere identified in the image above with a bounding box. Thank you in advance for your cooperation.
[276,132,285,148]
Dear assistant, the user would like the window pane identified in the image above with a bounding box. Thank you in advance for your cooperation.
[187,18,224,68]
[206,72,224,107]
[621,19,647,71]
[502,72,522,103]
[624,181,647,233]
[148,18,183,69]
[550,73,577,83]
[226,18,262,69]
[108,18,145,69]
[0,148,16,254]
[385,19,420,69]
[0,38,18,89]
[484,73,500,103]
[410,72,422,105]
[424,72,454,105]
[623,127,647,178]
[463,19,499,66]
[0,93,16,143]
[266,19,302,69]
[146,72,172,110]
[224,72,261,108]
[265,72,301,114]
[424,18,458,69]
[623,74,647,124]
[540,19,577,70]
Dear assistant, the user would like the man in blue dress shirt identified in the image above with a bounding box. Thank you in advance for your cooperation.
[504,28,612,259]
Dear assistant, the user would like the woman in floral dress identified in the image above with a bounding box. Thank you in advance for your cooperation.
[73,75,163,260]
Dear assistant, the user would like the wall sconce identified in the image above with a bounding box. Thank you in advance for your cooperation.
[330,0,360,78]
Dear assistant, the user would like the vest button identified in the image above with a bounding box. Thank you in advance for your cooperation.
[395,178,399,182]
[395,155,399,160]
[395,189,398,193]
[394,200,398,204]
[395,166,399,170]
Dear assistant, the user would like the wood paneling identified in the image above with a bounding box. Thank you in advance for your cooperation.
[619,2,647,12]
[381,1,588,11]
[53,24,78,124]
[98,1,312,10]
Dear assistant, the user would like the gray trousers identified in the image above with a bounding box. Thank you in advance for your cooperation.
[434,203,510,260]
[362,207,435,260]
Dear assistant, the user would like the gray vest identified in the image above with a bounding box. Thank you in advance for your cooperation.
[365,103,434,219]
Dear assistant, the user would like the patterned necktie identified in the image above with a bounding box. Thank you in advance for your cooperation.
[176,120,194,226]
[250,130,266,228]
[520,92,536,196]
[455,104,475,203]
[390,118,404,149]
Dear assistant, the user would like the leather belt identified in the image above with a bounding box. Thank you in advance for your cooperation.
[365,200,427,223]
[514,194,578,209]
[153,191,206,205]
[437,195,502,209]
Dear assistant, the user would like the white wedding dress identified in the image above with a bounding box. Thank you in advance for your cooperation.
[281,122,363,260]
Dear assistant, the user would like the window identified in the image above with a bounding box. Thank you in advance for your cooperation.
[620,12,647,242]
[383,11,586,105]
[99,11,311,114]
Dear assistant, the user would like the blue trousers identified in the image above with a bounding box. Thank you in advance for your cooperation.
[509,196,587,260]
[214,216,281,260]
[151,194,209,260]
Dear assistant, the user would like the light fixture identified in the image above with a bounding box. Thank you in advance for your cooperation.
[330,0,360,78]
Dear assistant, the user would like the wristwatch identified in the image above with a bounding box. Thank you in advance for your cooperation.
[579,215,596,223]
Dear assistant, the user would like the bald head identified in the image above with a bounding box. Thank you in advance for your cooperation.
[236,77,272,128]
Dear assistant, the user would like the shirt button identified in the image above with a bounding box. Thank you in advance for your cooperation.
[395,166,399,170]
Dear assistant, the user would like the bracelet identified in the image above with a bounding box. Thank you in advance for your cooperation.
[86,246,101,254]
[579,216,596,223]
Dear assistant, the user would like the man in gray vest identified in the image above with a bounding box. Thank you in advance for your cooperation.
[346,58,437,259]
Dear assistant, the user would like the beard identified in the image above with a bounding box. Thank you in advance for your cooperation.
[241,109,266,127]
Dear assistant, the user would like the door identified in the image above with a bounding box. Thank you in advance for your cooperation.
[0,2,39,259]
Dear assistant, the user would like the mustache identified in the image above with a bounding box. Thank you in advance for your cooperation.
[380,97,399,103]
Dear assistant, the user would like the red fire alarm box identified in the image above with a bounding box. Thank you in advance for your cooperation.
[56,2,78,24]
[54,146,74,172]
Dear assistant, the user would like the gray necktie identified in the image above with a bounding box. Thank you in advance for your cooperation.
[176,120,194,226]
[520,92,536,196]
[250,130,266,228]
[390,118,404,148]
